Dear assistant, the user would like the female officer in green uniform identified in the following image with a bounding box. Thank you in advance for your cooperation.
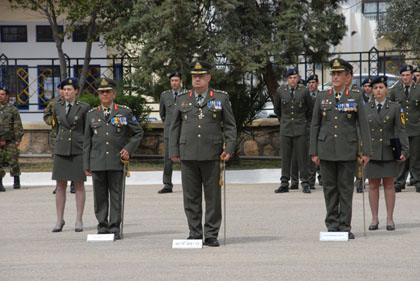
[51,78,90,232]
[365,76,409,231]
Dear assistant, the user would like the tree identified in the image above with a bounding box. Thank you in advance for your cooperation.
[379,0,420,55]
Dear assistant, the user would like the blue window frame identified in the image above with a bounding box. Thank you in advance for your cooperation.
[0,65,29,109]
[0,25,27,42]
[36,25,64,42]
[37,66,61,109]
[72,26,100,42]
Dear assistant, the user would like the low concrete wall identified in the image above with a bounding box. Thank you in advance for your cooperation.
[20,119,280,157]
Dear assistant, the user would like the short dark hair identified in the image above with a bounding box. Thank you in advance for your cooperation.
[0,88,9,95]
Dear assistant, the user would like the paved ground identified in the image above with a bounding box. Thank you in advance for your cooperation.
[1,171,420,281]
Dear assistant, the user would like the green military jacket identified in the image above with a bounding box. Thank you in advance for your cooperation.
[43,97,61,138]
[52,99,90,156]
[309,87,372,161]
[389,82,420,137]
[83,104,143,171]
[0,102,24,142]
[169,88,237,161]
[365,99,409,161]
[159,88,187,138]
[274,84,314,137]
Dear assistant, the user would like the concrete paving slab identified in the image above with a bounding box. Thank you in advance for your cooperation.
[1,181,420,281]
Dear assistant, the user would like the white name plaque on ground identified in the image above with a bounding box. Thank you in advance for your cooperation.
[172,239,203,249]
[319,232,349,242]
[87,234,115,242]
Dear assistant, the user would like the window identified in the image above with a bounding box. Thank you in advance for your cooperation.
[0,25,27,42]
[362,1,390,20]
[0,66,29,109]
[36,25,64,42]
[38,66,61,109]
[73,65,101,93]
[72,26,100,42]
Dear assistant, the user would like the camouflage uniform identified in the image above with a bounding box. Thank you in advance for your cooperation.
[0,102,24,178]
[43,97,61,151]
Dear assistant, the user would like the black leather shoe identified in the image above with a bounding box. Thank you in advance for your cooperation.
[13,176,21,189]
[70,181,75,194]
[158,186,173,194]
[416,187,420,193]
[204,238,220,247]
[52,187,57,194]
[368,223,379,231]
[52,221,65,232]
[290,184,298,190]
[302,186,311,193]
[348,232,355,239]
[386,223,395,231]
[395,186,402,193]
[275,186,289,193]
[0,180,5,192]
[114,232,121,240]
[75,223,83,232]
[187,235,203,240]
[98,231,109,234]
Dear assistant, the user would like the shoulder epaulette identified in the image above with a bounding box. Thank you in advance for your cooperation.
[213,89,228,95]
[351,88,360,93]
[88,107,99,113]
[118,104,130,110]
[178,91,188,97]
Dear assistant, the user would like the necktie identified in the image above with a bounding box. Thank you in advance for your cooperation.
[66,104,72,117]
[290,88,295,99]
[335,91,341,103]
[405,86,409,97]
[197,94,203,106]
[104,107,110,121]
[377,103,382,113]
[174,91,178,101]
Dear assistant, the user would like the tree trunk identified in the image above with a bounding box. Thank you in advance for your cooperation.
[78,13,97,93]
[263,62,278,102]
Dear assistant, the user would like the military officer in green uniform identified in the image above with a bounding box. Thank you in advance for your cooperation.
[169,61,237,247]
[43,82,75,194]
[389,65,420,192]
[158,71,187,194]
[274,69,314,194]
[83,78,143,239]
[361,77,374,103]
[412,66,420,85]
[0,88,24,192]
[310,58,371,239]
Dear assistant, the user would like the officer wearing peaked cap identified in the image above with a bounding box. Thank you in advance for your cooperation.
[309,58,371,239]
[389,65,420,193]
[169,60,237,247]
[84,77,143,239]
[274,68,314,194]
[158,71,187,194]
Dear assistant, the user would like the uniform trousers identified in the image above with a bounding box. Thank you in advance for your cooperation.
[162,138,173,187]
[0,142,20,178]
[181,160,221,239]
[92,170,124,233]
[395,136,420,188]
[280,135,309,187]
[320,160,357,232]
[291,153,318,187]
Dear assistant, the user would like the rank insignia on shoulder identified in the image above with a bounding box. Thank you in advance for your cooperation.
[132,116,137,122]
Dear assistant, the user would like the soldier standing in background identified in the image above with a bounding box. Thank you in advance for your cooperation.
[310,58,371,239]
[389,65,420,193]
[412,66,420,85]
[158,71,186,194]
[169,61,237,247]
[43,82,75,194]
[0,88,24,192]
[274,69,314,194]
[361,78,374,102]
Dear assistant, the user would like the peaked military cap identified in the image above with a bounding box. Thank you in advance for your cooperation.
[96,77,117,91]
[190,61,211,74]
[329,58,352,72]
[370,75,388,87]
[306,74,318,83]
[362,77,372,86]
[284,68,298,78]
[412,66,420,73]
[61,77,79,88]
[169,71,182,79]
[399,65,413,74]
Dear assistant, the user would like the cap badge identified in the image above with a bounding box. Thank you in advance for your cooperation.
[100,79,108,86]
[68,79,73,83]
[195,62,202,70]
[333,60,340,67]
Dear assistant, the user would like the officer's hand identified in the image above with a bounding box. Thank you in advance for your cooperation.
[171,157,180,163]
[120,149,130,160]
[0,141,5,147]
[397,155,407,163]
[221,152,231,161]
[311,155,320,165]
[85,169,92,176]
[15,141,20,147]
[360,156,370,168]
